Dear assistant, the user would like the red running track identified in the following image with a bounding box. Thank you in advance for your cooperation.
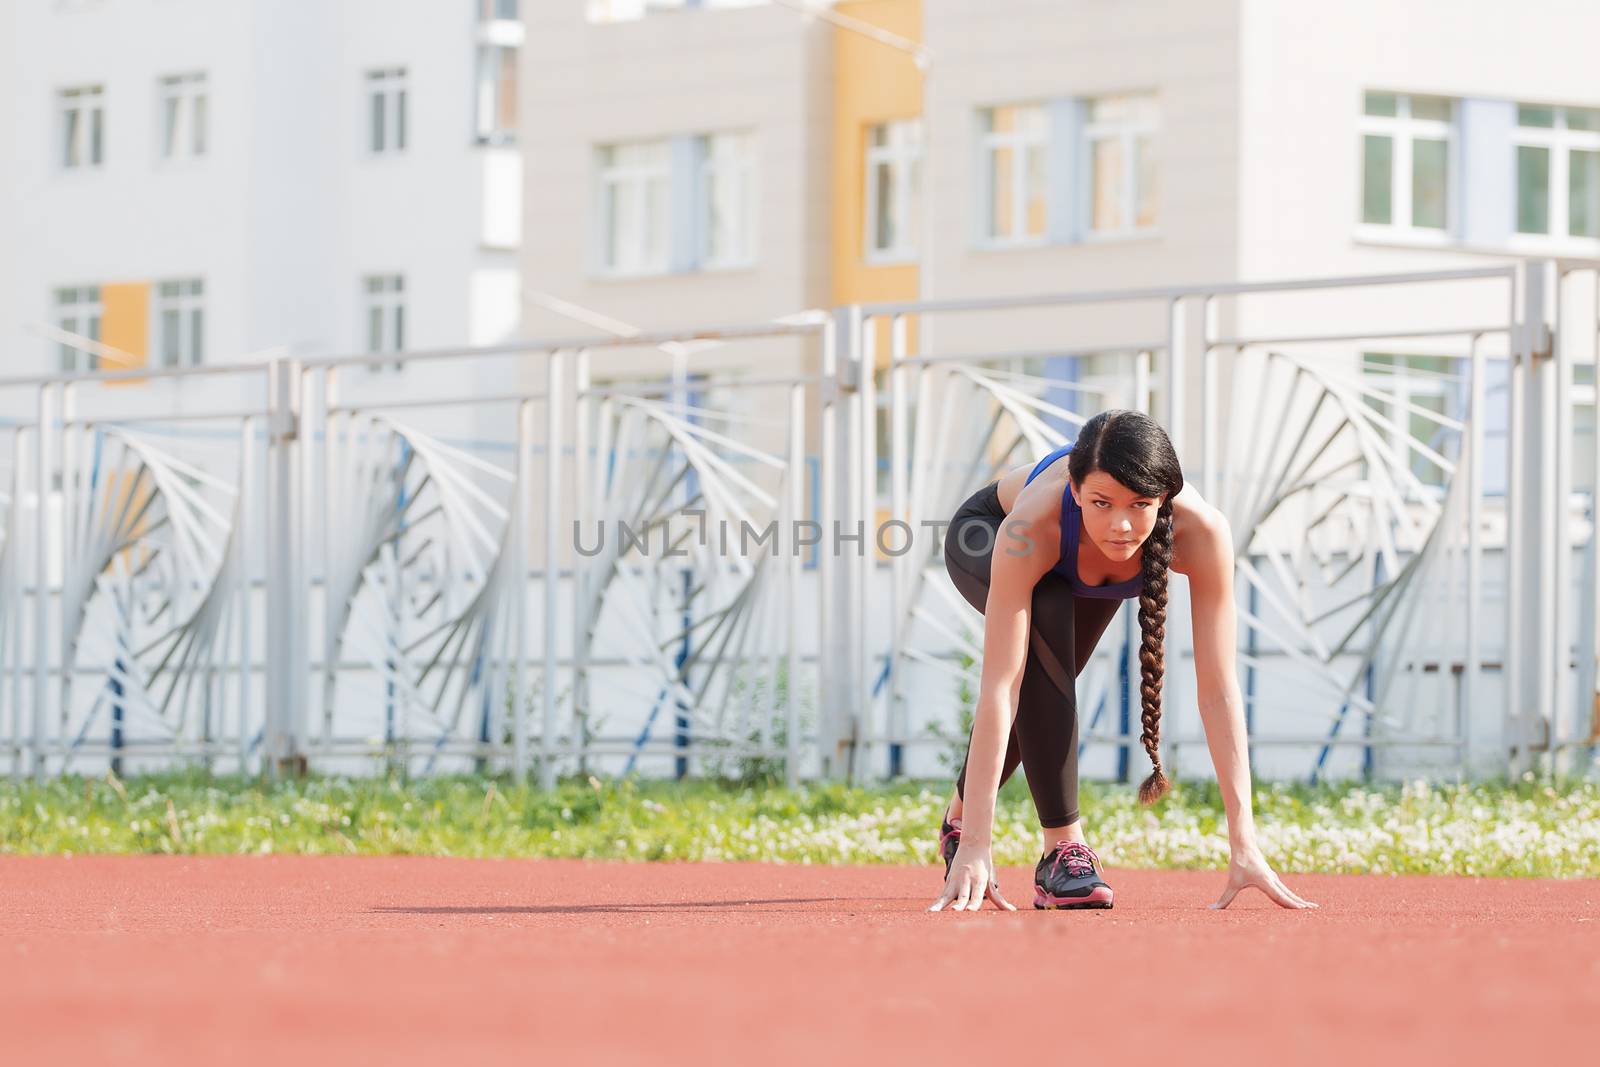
[1,856,1595,1066]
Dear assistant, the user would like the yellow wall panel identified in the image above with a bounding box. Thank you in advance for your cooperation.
[99,282,149,373]
[832,0,923,369]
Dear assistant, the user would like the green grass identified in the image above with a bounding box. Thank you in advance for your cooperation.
[2,770,1597,878]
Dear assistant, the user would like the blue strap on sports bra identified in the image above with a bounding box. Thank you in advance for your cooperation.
[1023,443,1144,600]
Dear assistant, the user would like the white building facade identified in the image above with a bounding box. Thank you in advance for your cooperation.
[2,0,524,406]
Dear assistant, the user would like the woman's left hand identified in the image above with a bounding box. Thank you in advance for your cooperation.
[1211,844,1318,910]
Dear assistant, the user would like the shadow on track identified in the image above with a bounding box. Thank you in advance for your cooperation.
[370,896,905,915]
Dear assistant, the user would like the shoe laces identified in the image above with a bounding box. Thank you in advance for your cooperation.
[1050,841,1099,880]
[939,822,961,853]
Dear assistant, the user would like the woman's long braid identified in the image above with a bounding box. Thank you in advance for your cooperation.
[1135,501,1176,804]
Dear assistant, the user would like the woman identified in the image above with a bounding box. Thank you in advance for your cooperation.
[930,409,1315,913]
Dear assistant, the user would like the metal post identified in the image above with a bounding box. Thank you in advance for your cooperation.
[1166,297,1187,450]
[1201,296,1219,503]
[572,349,591,774]
[513,399,532,780]
[857,310,876,781]
[1530,262,1557,776]
[32,385,55,781]
[670,347,690,779]
[1506,275,1526,776]
[298,366,321,770]
[1463,333,1484,777]
[819,310,845,778]
[57,384,76,762]
[786,381,804,788]
[319,370,338,755]
[10,428,30,779]
[887,312,908,777]
[263,358,304,778]
[1550,268,1574,775]
[1509,261,1553,776]
[238,417,255,774]
[541,348,564,790]
[1590,272,1600,774]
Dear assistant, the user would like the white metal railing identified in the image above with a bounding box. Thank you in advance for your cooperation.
[1,261,1596,784]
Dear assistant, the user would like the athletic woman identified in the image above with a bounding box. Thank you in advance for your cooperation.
[930,409,1316,913]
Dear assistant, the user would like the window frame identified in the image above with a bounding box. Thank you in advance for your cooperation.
[157,72,208,165]
[1508,104,1600,251]
[473,6,523,147]
[54,285,103,373]
[975,102,1050,249]
[153,278,205,368]
[594,139,673,277]
[365,68,409,156]
[362,274,407,368]
[1356,92,1457,244]
[1081,94,1159,239]
[863,118,922,265]
[57,85,106,171]
[695,130,757,270]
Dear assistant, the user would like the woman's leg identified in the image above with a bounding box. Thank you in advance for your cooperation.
[942,481,1124,843]
[941,486,1026,821]
[1011,572,1082,841]
[1014,583,1121,851]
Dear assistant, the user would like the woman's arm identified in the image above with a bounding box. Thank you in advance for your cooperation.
[930,504,1055,912]
[953,536,1041,850]
[1183,508,1255,847]
[1184,507,1318,910]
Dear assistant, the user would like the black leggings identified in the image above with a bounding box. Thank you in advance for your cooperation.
[944,481,1122,828]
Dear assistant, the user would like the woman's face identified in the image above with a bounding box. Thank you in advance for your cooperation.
[1071,470,1163,562]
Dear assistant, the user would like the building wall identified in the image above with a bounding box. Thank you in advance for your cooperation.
[11,0,256,374]
[920,0,1244,298]
[1224,0,1600,506]
[5,0,521,434]
[1237,0,1600,285]
[519,2,833,384]
[830,0,922,311]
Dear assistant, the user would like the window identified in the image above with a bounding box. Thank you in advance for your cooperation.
[58,86,105,169]
[595,131,757,276]
[158,72,207,162]
[597,140,671,275]
[474,1,522,145]
[1360,92,1454,234]
[1361,353,1460,490]
[1084,94,1158,235]
[366,68,408,154]
[865,119,922,262]
[474,45,518,145]
[978,104,1048,244]
[363,275,406,359]
[697,131,756,268]
[54,286,102,372]
[1514,104,1600,241]
[155,279,204,367]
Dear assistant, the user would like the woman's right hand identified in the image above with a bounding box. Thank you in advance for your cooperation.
[929,841,1017,912]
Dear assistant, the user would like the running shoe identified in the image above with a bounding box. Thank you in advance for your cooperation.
[1033,840,1114,909]
[937,811,962,877]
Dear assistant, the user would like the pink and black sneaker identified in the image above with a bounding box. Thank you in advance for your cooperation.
[1033,841,1114,909]
[938,812,962,877]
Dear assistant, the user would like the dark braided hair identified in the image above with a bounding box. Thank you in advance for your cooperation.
[1067,410,1184,804]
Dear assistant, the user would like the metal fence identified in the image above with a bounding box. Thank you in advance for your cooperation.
[2,260,1597,784]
